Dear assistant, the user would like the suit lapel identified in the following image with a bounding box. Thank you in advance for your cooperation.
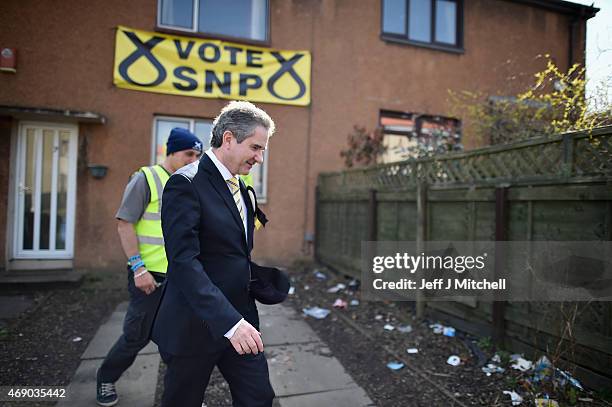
[200,155,245,237]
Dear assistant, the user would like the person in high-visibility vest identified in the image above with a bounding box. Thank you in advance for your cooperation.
[96,127,202,407]
[240,172,254,188]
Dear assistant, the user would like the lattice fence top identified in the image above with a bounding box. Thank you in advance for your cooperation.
[319,127,612,193]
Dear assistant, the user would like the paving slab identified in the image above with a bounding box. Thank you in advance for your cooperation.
[57,354,159,407]
[81,309,157,359]
[278,387,375,407]
[267,342,357,397]
[258,303,298,317]
[63,301,373,407]
[260,314,319,346]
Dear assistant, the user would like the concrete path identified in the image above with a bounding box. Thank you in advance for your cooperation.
[60,301,374,407]
[260,303,374,407]
[58,302,160,407]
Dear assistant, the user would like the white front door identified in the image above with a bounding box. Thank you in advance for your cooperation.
[13,122,78,259]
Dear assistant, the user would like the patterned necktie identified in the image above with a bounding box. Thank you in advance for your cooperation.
[226,177,245,224]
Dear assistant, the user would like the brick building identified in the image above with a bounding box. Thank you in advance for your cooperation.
[0,0,597,275]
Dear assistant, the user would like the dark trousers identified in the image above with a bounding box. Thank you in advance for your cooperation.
[160,346,275,407]
[98,269,164,383]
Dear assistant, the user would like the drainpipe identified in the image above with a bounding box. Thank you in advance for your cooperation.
[568,16,578,69]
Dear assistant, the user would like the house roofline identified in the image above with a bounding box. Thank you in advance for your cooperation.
[504,0,599,19]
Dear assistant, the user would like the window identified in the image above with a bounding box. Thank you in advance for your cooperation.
[153,116,268,200]
[381,0,462,51]
[158,0,268,42]
[379,110,462,163]
[153,116,212,164]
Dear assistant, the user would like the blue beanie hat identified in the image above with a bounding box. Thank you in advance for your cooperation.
[166,127,203,155]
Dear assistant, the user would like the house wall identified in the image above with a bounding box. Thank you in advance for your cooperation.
[0,0,587,269]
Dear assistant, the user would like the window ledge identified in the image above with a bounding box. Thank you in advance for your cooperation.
[381,35,465,54]
[155,26,270,47]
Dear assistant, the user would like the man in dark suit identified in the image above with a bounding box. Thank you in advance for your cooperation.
[153,101,285,407]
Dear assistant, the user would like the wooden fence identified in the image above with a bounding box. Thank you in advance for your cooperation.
[315,126,612,388]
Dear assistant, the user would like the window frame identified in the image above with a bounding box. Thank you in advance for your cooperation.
[151,115,269,202]
[156,0,271,46]
[380,0,464,53]
[151,115,212,165]
[378,109,462,162]
[254,148,269,204]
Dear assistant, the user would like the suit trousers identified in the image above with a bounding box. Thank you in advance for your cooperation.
[160,346,275,407]
[98,269,164,383]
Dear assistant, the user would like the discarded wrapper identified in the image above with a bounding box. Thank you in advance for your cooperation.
[482,363,505,375]
[406,348,419,354]
[447,355,461,366]
[333,298,348,309]
[512,357,533,372]
[303,307,331,319]
[397,325,413,333]
[556,368,584,391]
[443,327,456,337]
[383,324,395,331]
[327,283,346,293]
[386,361,404,370]
[313,270,327,280]
[534,399,559,407]
[502,390,523,406]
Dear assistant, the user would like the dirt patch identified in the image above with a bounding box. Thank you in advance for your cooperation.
[0,271,127,406]
[285,262,608,407]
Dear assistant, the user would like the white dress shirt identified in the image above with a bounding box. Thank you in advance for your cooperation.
[205,149,248,235]
[205,149,246,339]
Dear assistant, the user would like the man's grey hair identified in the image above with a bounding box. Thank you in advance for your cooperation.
[210,101,275,148]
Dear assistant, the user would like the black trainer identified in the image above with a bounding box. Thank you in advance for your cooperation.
[96,381,118,406]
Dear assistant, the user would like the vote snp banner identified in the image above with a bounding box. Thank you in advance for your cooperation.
[113,26,311,106]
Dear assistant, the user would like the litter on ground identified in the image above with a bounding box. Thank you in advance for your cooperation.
[386,361,404,370]
[303,307,331,319]
[502,390,523,406]
[332,298,347,309]
[447,355,461,366]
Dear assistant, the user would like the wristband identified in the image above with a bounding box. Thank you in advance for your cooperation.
[130,260,145,272]
[134,269,148,278]
[128,254,142,265]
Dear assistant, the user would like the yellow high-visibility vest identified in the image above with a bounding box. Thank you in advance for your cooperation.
[134,165,170,273]
[241,173,254,188]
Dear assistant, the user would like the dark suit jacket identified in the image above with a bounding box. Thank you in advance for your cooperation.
[152,154,260,356]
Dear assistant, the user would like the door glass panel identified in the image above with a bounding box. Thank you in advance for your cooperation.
[56,131,70,250]
[39,130,54,250]
[22,129,36,250]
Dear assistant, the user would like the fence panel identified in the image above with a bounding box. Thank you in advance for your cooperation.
[315,126,612,387]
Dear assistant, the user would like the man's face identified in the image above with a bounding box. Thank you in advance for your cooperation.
[225,125,268,175]
[171,149,201,169]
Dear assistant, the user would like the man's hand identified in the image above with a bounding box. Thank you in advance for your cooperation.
[134,269,157,295]
[229,320,264,355]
